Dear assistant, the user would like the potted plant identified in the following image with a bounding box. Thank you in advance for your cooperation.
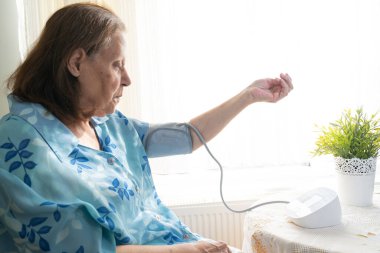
[313,107,380,206]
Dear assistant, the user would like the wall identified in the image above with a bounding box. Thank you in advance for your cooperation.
[0,0,21,117]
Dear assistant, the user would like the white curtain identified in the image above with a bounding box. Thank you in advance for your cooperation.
[20,0,380,174]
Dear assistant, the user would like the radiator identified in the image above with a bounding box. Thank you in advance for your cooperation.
[170,201,250,249]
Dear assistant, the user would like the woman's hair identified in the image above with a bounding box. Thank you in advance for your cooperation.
[7,3,125,122]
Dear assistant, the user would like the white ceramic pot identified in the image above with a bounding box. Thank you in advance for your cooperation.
[335,157,376,206]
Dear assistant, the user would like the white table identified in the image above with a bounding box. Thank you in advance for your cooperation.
[242,190,380,253]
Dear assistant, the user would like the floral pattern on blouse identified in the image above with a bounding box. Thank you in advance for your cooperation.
[0,95,199,253]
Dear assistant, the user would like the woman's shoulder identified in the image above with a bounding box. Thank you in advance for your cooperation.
[0,113,53,153]
[0,113,51,171]
[106,110,149,131]
[104,110,149,142]
[0,113,32,134]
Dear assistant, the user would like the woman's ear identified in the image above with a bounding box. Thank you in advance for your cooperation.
[67,48,86,77]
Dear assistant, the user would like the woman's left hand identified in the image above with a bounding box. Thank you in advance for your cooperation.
[193,240,231,253]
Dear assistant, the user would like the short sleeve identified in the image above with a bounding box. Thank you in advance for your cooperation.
[128,118,150,143]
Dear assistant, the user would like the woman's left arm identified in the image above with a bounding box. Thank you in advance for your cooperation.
[189,73,293,150]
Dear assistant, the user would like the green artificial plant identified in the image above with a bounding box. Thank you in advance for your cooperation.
[313,108,380,159]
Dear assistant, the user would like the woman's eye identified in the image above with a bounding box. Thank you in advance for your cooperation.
[114,61,125,70]
[113,62,121,70]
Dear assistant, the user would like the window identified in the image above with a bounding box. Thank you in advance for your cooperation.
[20,0,380,193]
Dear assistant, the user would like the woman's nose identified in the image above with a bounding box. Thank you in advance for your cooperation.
[121,67,131,87]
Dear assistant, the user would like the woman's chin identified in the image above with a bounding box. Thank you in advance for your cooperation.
[94,108,115,117]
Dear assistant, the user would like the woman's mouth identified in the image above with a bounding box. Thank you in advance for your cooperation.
[113,95,122,103]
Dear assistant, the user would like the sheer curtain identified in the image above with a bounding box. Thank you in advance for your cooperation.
[20,0,380,175]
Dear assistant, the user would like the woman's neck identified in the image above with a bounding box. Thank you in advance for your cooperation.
[64,119,101,150]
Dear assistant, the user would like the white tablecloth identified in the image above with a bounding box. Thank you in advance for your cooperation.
[243,191,380,253]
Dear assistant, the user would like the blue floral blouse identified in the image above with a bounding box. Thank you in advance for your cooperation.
[0,95,200,252]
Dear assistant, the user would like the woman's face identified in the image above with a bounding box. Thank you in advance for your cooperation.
[76,31,130,118]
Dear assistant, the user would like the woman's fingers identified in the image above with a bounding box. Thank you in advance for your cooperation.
[280,73,293,90]
[195,239,231,253]
[205,240,231,253]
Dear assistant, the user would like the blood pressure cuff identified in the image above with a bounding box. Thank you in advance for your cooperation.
[143,123,193,158]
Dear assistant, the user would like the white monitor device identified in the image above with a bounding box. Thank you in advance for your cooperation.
[286,187,342,229]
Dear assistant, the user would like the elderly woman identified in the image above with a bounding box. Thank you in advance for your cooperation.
[0,3,293,253]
